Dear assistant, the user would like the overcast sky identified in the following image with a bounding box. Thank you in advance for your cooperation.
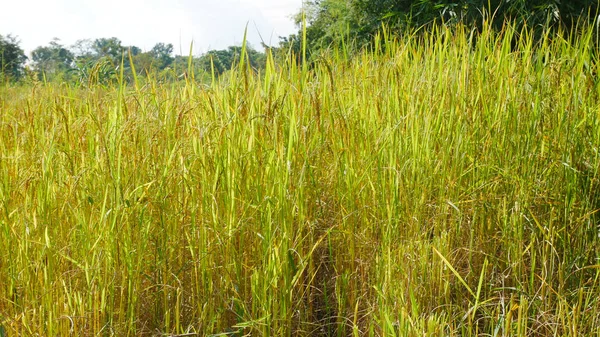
[0,0,302,57]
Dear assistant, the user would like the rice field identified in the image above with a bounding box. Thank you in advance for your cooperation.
[1,23,600,336]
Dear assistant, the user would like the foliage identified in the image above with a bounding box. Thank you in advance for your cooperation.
[31,39,75,82]
[71,56,118,87]
[282,0,600,56]
[149,42,174,71]
[92,37,126,63]
[28,37,181,85]
[197,45,267,76]
[0,34,27,81]
[7,32,268,85]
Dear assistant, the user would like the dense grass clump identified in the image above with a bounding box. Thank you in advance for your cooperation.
[1,23,600,336]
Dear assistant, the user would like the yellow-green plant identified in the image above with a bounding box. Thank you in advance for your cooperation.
[1,21,600,336]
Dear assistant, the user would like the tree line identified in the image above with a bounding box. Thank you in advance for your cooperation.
[0,35,269,84]
[281,0,600,60]
[2,0,599,84]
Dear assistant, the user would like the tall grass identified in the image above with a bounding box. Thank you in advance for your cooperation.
[1,22,600,336]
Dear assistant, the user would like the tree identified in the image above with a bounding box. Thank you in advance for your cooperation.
[281,0,600,58]
[128,46,142,56]
[92,37,124,63]
[198,45,266,77]
[150,43,174,70]
[0,34,27,81]
[131,52,154,75]
[31,39,75,81]
[303,0,361,47]
[71,39,95,61]
[68,38,124,86]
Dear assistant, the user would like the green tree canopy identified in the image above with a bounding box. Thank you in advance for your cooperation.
[198,45,266,76]
[92,37,125,62]
[0,34,27,81]
[150,43,174,70]
[281,0,600,57]
[31,39,75,81]
[351,0,599,32]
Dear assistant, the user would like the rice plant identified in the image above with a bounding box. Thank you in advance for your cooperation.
[1,21,599,336]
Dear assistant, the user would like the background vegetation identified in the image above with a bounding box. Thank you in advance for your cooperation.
[2,0,600,85]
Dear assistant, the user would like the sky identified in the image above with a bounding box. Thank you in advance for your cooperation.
[0,0,302,57]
